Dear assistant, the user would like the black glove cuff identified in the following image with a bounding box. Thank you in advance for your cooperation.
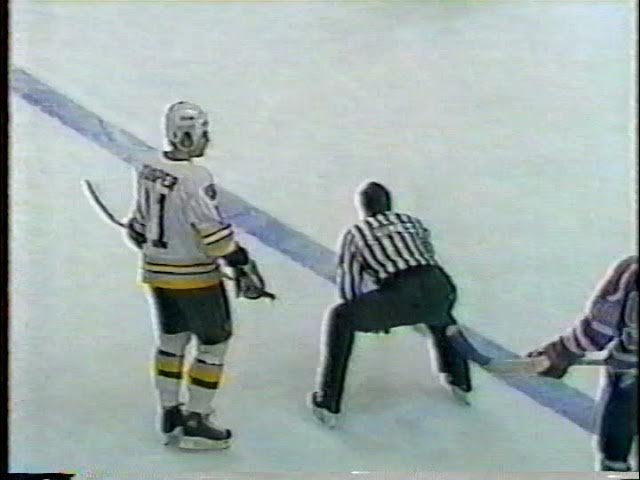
[223,246,250,268]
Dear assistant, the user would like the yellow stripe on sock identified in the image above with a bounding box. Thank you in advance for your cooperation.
[189,367,223,384]
[156,358,183,374]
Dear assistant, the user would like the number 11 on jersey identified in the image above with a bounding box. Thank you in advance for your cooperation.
[143,185,169,249]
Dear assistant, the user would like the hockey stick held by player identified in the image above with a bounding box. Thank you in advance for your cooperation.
[117,101,274,450]
[83,192,275,302]
[526,256,638,472]
[82,179,126,228]
[525,256,637,380]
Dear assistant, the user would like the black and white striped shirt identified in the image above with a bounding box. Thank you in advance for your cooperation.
[337,212,437,301]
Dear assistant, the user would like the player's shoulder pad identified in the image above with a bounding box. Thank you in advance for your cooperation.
[190,163,214,181]
[189,165,218,201]
[608,255,638,283]
[188,164,213,186]
[203,182,218,201]
[618,255,638,270]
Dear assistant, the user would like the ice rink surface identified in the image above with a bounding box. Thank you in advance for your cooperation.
[8,0,637,477]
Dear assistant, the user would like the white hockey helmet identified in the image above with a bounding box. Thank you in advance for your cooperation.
[164,101,210,157]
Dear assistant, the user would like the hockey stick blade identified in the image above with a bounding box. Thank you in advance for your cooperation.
[83,179,126,228]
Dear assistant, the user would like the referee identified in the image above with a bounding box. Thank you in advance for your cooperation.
[310,182,472,426]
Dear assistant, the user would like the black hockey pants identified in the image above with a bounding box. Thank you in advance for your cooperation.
[596,369,638,470]
[318,265,472,413]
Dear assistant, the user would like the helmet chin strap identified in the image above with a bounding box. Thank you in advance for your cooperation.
[165,148,191,160]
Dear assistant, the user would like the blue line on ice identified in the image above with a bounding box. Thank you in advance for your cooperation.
[10,66,598,434]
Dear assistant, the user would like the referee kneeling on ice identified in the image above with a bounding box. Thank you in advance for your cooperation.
[310,181,472,427]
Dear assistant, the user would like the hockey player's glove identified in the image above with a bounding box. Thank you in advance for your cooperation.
[526,338,583,379]
[126,218,146,250]
[233,260,276,301]
[222,246,275,301]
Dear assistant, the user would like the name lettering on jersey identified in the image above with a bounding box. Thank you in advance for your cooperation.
[140,164,178,191]
[204,183,217,201]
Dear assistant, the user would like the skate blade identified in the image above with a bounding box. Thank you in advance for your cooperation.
[178,436,231,450]
[312,407,338,428]
[450,387,471,406]
[163,427,183,446]
[307,393,339,428]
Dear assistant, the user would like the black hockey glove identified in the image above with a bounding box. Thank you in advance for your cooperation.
[526,338,583,379]
[233,260,275,301]
[126,219,146,250]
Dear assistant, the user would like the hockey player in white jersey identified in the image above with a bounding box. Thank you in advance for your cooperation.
[125,101,271,450]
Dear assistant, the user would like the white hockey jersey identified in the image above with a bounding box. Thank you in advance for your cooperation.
[128,154,236,289]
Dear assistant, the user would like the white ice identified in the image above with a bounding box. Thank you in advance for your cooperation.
[9,0,636,477]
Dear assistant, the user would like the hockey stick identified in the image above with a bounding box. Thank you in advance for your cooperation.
[82,179,126,228]
[83,179,277,301]
[446,325,609,375]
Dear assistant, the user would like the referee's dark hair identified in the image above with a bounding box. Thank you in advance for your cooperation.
[358,181,392,217]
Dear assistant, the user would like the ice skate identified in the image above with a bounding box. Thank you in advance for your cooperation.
[178,411,232,450]
[309,392,339,428]
[161,404,184,445]
[599,458,631,472]
[449,384,471,406]
[443,374,472,406]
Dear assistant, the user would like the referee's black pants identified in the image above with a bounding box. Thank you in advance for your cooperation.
[318,264,472,414]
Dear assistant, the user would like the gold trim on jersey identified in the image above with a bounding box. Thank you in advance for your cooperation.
[202,225,233,246]
[200,224,229,238]
[147,278,222,290]
[143,260,223,289]
[204,238,236,257]
[144,261,219,275]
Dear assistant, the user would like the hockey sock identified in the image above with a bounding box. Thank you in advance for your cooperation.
[155,349,185,407]
[186,342,228,413]
[155,332,190,408]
